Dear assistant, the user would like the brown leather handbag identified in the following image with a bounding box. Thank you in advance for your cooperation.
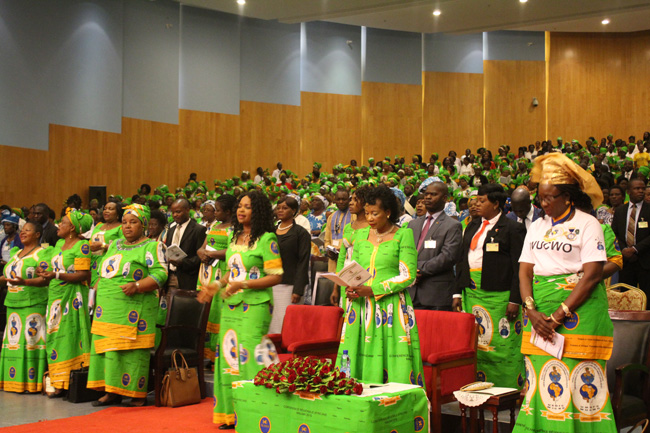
[161,350,201,407]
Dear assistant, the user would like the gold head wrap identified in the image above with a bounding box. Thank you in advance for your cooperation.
[530,153,603,208]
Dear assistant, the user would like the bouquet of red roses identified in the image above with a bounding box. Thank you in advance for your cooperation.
[253,356,364,396]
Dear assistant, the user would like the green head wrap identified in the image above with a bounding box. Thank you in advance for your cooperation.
[123,204,151,228]
[314,162,322,169]
[599,147,607,154]
[158,185,169,194]
[65,208,93,234]
[638,166,650,177]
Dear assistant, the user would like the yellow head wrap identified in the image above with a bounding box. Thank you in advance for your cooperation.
[530,153,603,208]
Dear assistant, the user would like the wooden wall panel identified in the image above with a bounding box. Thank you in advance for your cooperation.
[548,32,636,142]
[300,92,362,175]
[422,71,483,159]
[484,60,546,153]
[239,101,302,177]
[361,81,422,163]
[178,109,240,185]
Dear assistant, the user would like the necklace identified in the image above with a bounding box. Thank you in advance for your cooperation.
[373,224,394,243]
[125,236,145,245]
[278,222,293,231]
[18,246,38,259]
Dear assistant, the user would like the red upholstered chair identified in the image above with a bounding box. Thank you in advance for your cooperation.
[414,310,478,433]
[266,305,344,362]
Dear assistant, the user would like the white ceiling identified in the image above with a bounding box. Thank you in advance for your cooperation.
[177,0,650,34]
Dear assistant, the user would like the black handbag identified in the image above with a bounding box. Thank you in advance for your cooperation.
[67,363,103,403]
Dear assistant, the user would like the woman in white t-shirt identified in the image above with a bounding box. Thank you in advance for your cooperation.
[513,154,616,433]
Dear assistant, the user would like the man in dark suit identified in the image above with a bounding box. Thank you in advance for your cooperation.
[612,177,650,303]
[407,182,462,310]
[506,187,541,231]
[31,203,59,247]
[165,198,206,291]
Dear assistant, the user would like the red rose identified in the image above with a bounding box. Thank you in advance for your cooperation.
[354,383,363,395]
[308,367,316,376]
[305,384,311,392]
[298,376,307,384]
[276,387,282,394]
[338,379,347,387]
[345,389,352,395]
[265,383,273,389]
[288,372,297,382]
[327,381,335,390]
[313,376,322,384]
[321,364,331,374]
[288,384,297,393]
[319,385,327,394]
[333,388,341,395]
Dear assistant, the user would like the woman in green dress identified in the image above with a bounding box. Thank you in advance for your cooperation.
[336,185,423,386]
[89,202,124,289]
[36,209,93,396]
[515,154,616,433]
[0,221,50,393]
[198,191,283,430]
[331,186,370,307]
[88,204,168,407]
[196,194,237,360]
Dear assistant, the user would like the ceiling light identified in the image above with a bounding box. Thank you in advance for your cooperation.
[519,0,528,3]
[433,9,441,16]
[602,18,610,25]
[237,0,245,4]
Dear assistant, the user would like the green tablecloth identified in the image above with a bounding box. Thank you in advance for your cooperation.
[232,381,429,433]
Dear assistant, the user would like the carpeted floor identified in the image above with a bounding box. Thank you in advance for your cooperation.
[0,398,216,432]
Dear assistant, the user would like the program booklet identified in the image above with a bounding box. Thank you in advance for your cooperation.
[165,244,187,262]
[321,260,371,287]
[530,328,565,359]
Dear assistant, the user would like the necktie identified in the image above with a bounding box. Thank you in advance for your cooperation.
[626,204,637,247]
[470,220,490,250]
[417,216,433,250]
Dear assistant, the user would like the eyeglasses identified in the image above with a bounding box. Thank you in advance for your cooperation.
[540,193,562,204]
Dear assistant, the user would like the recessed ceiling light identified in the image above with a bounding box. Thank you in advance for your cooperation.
[602,18,610,25]
[519,0,528,3]
[237,0,245,4]
[433,9,441,16]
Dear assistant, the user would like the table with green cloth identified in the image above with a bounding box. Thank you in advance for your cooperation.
[232,381,429,433]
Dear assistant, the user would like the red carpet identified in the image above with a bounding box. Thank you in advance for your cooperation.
[1,398,217,433]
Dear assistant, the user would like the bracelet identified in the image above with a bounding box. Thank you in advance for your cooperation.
[242,281,249,290]
[55,271,60,280]
[102,242,108,249]
[215,280,223,290]
[549,313,563,325]
[561,302,572,317]
[135,282,141,293]
[524,296,536,310]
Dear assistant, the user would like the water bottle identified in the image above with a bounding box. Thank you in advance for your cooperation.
[340,350,351,378]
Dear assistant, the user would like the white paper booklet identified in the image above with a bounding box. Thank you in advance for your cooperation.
[165,244,187,261]
[530,327,565,359]
[321,260,371,287]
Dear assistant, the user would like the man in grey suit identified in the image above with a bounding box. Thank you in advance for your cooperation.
[407,182,463,310]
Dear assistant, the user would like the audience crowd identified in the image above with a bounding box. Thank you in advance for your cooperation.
[1,133,649,432]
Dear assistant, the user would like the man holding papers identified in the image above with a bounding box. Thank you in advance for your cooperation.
[165,198,206,291]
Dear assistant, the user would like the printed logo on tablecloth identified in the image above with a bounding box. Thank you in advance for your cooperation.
[473,306,493,350]
[7,313,21,349]
[539,359,572,420]
[223,329,239,374]
[376,395,401,406]
[298,424,310,433]
[28,367,35,380]
[9,367,16,379]
[259,416,271,433]
[562,312,580,330]
[410,370,416,385]
[414,415,425,432]
[476,371,486,382]
[498,317,511,339]
[48,300,62,333]
[570,361,611,422]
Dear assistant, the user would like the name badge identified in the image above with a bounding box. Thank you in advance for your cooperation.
[639,221,648,229]
[424,240,436,249]
[486,243,499,252]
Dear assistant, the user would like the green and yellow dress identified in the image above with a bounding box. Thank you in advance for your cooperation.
[336,223,363,309]
[45,239,92,390]
[335,226,423,387]
[213,232,283,426]
[89,223,123,288]
[0,246,51,392]
[197,225,231,359]
[88,238,168,398]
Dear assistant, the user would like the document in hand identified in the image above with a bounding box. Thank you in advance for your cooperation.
[321,261,372,287]
[166,244,188,261]
[530,328,565,360]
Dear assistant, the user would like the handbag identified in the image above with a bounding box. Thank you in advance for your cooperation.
[161,349,201,407]
[68,363,103,403]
